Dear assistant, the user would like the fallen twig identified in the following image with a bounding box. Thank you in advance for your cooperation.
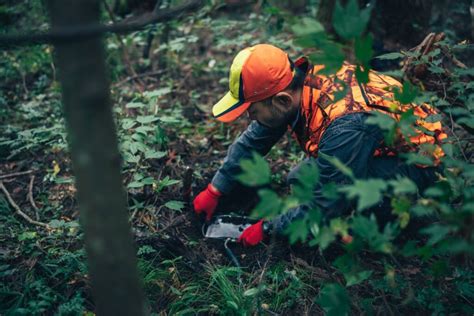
[0,181,49,228]
[28,175,41,221]
[113,70,165,87]
[0,170,34,180]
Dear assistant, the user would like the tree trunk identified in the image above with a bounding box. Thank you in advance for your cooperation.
[46,0,146,315]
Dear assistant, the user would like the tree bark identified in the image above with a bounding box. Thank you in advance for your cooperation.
[47,0,146,315]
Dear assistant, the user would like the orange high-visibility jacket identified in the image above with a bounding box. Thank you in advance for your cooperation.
[293,60,447,164]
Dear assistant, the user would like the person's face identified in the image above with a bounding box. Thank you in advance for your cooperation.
[247,100,282,128]
[247,92,298,128]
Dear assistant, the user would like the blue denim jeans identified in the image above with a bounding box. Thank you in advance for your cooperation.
[274,112,438,231]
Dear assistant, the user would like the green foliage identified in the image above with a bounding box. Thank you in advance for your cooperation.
[393,81,419,105]
[333,254,372,287]
[352,215,397,254]
[292,18,345,74]
[237,152,271,186]
[2,1,473,315]
[252,189,283,219]
[340,179,388,211]
[332,0,372,40]
[291,162,319,204]
[316,283,350,316]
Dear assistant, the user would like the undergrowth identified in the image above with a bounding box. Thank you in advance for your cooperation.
[1,0,473,315]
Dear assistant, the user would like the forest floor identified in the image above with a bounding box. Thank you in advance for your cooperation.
[1,3,473,315]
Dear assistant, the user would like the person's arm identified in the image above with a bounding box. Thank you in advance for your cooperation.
[194,121,286,221]
[211,120,287,194]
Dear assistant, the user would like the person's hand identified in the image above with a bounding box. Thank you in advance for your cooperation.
[193,184,221,221]
[238,220,264,246]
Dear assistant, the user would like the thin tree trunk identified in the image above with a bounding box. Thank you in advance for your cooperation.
[46,0,146,315]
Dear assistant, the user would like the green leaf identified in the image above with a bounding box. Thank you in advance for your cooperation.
[226,301,239,311]
[421,224,452,246]
[121,119,136,129]
[236,152,270,187]
[48,219,66,228]
[18,231,37,241]
[355,65,369,84]
[164,200,185,211]
[144,150,167,159]
[317,283,350,316]
[137,245,157,255]
[125,102,146,109]
[351,215,394,253]
[308,48,345,75]
[457,116,474,129]
[340,179,387,211]
[285,217,309,244]
[345,270,373,287]
[135,126,155,134]
[251,189,283,219]
[318,152,354,180]
[309,225,336,249]
[127,181,144,189]
[141,177,154,185]
[393,81,419,104]
[143,87,172,99]
[401,153,434,166]
[375,52,404,60]
[243,287,261,297]
[329,218,350,236]
[388,177,417,195]
[137,115,159,124]
[156,176,180,191]
[355,34,373,66]
[291,17,325,36]
[292,162,319,204]
[332,0,372,40]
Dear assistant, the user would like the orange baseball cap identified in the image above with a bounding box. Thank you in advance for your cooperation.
[212,44,294,122]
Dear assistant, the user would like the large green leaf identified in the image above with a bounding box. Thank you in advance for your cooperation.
[291,17,325,36]
[351,215,394,253]
[251,189,283,219]
[393,81,418,105]
[365,111,397,145]
[164,200,185,211]
[316,283,350,316]
[309,225,336,249]
[332,0,372,40]
[334,255,373,287]
[236,152,270,186]
[318,152,355,180]
[388,176,417,195]
[355,34,373,67]
[285,217,309,244]
[421,224,453,246]
[339,179,387,211]
[375,52,404,60]
[291,162,319,204]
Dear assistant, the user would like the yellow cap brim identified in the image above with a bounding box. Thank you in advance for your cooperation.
[212,91,251,123]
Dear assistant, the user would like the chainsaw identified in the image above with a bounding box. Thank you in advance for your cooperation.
[202,215,269,267]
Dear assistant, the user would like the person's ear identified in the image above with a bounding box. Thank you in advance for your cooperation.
[272,91,293,109]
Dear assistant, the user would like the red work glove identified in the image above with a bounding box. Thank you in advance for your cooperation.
[238,220,264,247]
[193,184,221,221]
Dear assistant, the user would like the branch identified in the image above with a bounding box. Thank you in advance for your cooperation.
[28,175,41,221]
[0,170,34,180]
[0,0,202,48]
[0,181,49,228]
